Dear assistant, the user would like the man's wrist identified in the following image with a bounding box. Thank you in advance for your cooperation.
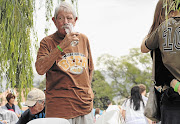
[174,82,180,92]
[170,79,180,92]
[170,79,177,88]
[57,45,63,52]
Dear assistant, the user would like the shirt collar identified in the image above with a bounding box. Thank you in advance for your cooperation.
[52,31,65,43]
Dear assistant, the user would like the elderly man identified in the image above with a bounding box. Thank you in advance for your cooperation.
[16,89,45,124]
[35,1,94,124]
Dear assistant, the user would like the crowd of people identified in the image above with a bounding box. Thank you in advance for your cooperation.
[93,84,153,124]
[1,0,180,123]
[0,85,155,124]
[0,88,45,124]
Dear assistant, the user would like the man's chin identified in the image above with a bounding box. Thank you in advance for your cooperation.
[59,30,67,35]
[30,111,37,115]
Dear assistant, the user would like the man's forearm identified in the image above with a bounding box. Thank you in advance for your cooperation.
[35,48,61,75]
[141,36,150,53]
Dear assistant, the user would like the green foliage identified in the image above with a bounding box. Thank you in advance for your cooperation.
[38,78,46,91]
[163,0,180,20]
[92,70,115,110]
[0,0,35,103]
[97,48,152,99]
[44,0,53,35]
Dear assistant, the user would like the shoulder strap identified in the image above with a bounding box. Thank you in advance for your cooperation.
[152,50,156,84]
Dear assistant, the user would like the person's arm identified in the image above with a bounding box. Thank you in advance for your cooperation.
[141,29,159,53]
[35,42,62,75]
[15,105,21,118]
[16,113,21,118]
[35,33,79,75]
[16,110,32,124]
[170,79,180,95]
[141,36,151,53]
[121,99,127,121]
[122,110,126,120]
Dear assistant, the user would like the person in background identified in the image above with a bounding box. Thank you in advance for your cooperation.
[0,102,18,124]
[138,84,152,124]
[118,105,123,115]
[140,0,172,123]
[35,1,94,124]
[1,93,21,118]
[141,0,174,89]
[106,100,120,112]
[122,86,147,124]
[95,108,100,118]
[138,84,148,102]
[141,0,180,123]
[94,108,100,123]
[16,89,45,124]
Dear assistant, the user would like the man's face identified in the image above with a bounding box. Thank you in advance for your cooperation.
[29,101,44,114]
[53,11,77,35]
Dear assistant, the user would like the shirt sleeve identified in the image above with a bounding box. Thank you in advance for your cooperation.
[145,28,159,50]
[86,38,94,83]
[16,109,32,124]
[35,38,62,75]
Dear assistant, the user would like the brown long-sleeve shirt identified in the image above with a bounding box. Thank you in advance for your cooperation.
[35,31,94,119]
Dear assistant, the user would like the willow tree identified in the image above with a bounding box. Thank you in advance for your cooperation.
[0,0,78,104]
[0,0,35,102]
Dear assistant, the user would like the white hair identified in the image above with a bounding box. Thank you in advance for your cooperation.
[54,1,77,20]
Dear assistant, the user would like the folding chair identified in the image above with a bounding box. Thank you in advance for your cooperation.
[27,118,70,124]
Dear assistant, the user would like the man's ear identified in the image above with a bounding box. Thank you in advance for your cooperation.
[52,17,56,24]
[75,17,78,22]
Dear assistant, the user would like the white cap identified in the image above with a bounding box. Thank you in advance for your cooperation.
[25,89,45,107]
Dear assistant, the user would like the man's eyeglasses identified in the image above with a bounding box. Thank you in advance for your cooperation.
[57,16,73,22]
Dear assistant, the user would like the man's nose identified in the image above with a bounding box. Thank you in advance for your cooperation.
[64,18,68,24]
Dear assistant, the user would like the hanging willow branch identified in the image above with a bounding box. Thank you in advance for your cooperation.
[163,0,180,20]
[0,0,35,105]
